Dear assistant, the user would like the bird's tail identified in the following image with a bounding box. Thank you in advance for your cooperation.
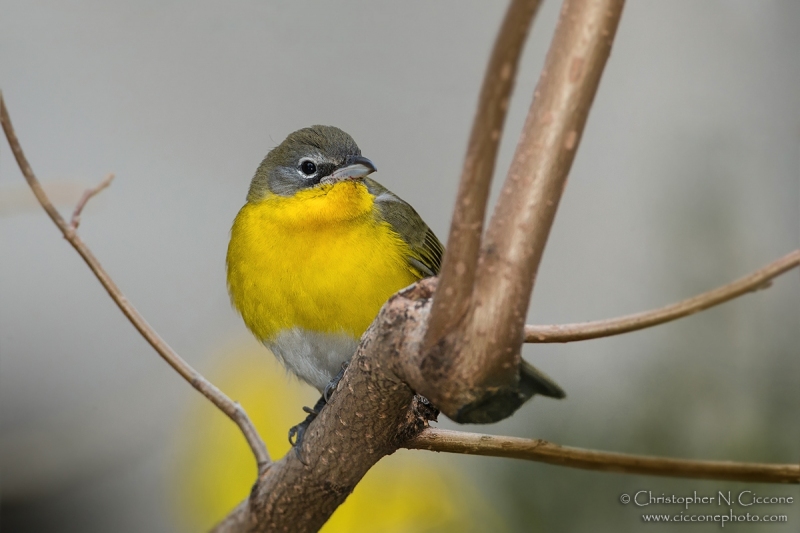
[453,360,565,423]
[519,359,566,399]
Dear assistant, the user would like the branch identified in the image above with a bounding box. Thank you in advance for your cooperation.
[416,0,626,420]
[69,172,115,232]
[406,429,800,484]
[214,281,441,533]
[0,92,271,472]
[524,250,800,343]
[426,0,542,346]
[215,273,800,531]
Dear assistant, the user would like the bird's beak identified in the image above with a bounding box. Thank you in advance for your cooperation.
[322,156,377,184]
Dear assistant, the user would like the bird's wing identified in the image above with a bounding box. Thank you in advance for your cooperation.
[365,178,444,278]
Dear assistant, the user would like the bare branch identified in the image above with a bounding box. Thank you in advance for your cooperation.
[470,0,625,372]
[69,172,115,232]
[407,429,800,484]
[426,0,542,346]
[212,263,800,532]
[418,0,626,420]
[0,92,271,471]
[210,501,249,533]
[525,250,800,343]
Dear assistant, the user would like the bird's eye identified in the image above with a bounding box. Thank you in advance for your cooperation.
[300,160,317,175]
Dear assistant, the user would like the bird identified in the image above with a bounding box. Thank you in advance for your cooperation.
[226,125,564,444]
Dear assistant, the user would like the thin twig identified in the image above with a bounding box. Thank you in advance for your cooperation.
[426,0,542,347]
[406,429,800,484]
[525,250,800,343]
[69,172,115,232]
[0,92,271,471]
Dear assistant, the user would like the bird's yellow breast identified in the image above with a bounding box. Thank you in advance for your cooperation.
[226,181,419,343]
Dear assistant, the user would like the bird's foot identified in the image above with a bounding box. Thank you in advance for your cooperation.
[288,395,327,459]
[288,363,350,461]
[324,361,349,402]
[413,394,439,420]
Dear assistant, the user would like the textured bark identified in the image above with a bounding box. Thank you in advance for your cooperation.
[213,281,439,533]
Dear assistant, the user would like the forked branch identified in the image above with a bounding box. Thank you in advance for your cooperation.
[416,0,627,419]
[468,0,626,366]
[407,429,800,484]
[525,250,800,342]
[427,0,543,345]
[0,92,271,471]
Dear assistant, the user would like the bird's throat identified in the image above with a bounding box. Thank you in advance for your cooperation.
[226,180,417,351]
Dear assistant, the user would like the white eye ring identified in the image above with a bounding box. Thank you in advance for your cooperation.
[298,158,318,177]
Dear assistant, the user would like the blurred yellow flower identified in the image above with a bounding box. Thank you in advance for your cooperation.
[170,344,506,532]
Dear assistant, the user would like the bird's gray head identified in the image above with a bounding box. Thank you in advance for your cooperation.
[248,125,377,201]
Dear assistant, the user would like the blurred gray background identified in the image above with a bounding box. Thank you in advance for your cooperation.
[1,1,798,531]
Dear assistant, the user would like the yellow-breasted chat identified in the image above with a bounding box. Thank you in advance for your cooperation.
[226,126,564,442]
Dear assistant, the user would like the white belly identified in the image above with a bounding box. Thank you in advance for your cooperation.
[265,328,359,392]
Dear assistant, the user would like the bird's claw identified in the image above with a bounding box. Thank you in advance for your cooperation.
[323,361,349,403]
[288,363,351,461]
[287,393,328,457]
